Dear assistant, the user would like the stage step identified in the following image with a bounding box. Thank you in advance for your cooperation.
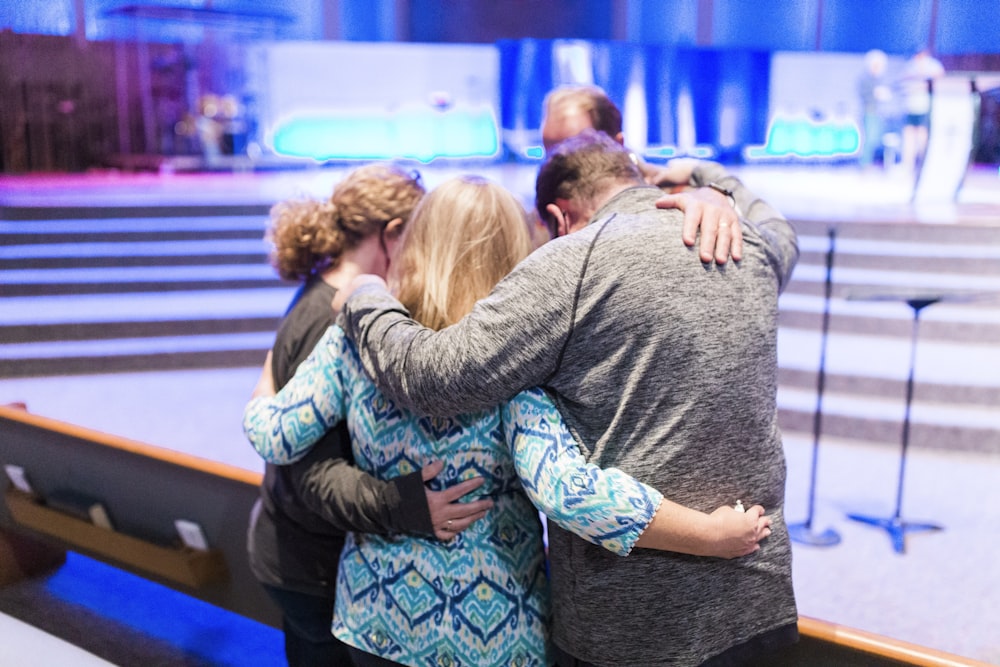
[0,203,271,221]
[0,215,294,376]
[777,219,1000,455]
[1,209,998,455]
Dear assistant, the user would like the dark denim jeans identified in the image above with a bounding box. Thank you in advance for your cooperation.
[347,646,406,667]
[261,584,353,667]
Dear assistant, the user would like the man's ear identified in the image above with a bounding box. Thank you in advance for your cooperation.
[383,217,406,240]
[614,132,625,146]
[546,202,570,238]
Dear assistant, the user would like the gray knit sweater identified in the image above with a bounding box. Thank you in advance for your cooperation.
[343,163,800,666]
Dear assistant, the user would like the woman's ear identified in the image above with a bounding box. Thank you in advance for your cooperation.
[384,217,406,240]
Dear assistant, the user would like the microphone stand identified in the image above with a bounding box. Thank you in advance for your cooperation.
[847,297,943,553]
[788,226,841,547]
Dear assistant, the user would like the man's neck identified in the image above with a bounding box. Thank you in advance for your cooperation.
[587,179,646,222]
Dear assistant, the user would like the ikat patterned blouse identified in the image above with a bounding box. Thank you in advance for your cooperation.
[244,326,663,666]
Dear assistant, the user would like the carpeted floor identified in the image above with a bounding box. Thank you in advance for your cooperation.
[0,550,282,666]
[1,367,999,665]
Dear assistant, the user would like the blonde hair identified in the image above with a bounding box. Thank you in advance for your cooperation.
[267,164,424,281]
[392,176,533,331]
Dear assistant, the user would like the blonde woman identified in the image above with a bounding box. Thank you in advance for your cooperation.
[247,165,490,667]
[244,176,758,666]
[247,176,555,665]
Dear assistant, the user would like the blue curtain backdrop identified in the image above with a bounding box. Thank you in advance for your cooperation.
[498,39,771,162]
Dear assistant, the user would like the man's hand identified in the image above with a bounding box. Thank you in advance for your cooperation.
[704,503,771,558]
[332,274,389,314]
[420,460,494,541]
[642,157,700,189]
[655,188,743,265]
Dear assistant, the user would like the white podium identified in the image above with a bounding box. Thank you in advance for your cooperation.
[912,77,980,203]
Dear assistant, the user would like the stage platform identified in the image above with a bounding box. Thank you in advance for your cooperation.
[2,160,1000,665]
[1,160,998,223]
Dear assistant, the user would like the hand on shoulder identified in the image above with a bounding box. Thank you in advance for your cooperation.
[332,274,389,314]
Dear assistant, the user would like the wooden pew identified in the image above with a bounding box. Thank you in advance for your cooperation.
[0,404,279,628]
[0,405,993,665]
[788,616,995,667]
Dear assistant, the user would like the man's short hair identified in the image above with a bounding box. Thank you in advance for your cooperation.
[543,85,623,138]
[535,129,643,234]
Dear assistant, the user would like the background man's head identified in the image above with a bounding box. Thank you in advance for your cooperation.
[535,129,643,238]
[541,84,624,152]
[864,49,888,77]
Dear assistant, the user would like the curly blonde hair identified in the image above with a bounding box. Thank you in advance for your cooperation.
[392,176,533,331]
[267,164,425,281]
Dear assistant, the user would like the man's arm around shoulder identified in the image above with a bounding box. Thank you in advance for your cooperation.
[341,245,581,416]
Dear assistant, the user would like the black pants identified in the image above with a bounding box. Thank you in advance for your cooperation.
[262,584,354,667]
[347,646,406,667]
[554,623,799,667]
[554,644,597,667]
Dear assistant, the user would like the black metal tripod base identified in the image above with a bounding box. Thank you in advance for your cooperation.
[847,513,942,554]
[787,522,841,547]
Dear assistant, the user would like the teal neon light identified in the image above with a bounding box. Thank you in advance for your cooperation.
[745,115,860,160]
[270,108,500,163]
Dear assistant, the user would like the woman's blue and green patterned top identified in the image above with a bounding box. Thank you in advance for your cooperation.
[244,326,662,666]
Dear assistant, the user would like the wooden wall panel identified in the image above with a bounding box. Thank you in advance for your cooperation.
[0,33,188,173]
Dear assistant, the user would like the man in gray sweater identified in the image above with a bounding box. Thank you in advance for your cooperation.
[342,131,800,666]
